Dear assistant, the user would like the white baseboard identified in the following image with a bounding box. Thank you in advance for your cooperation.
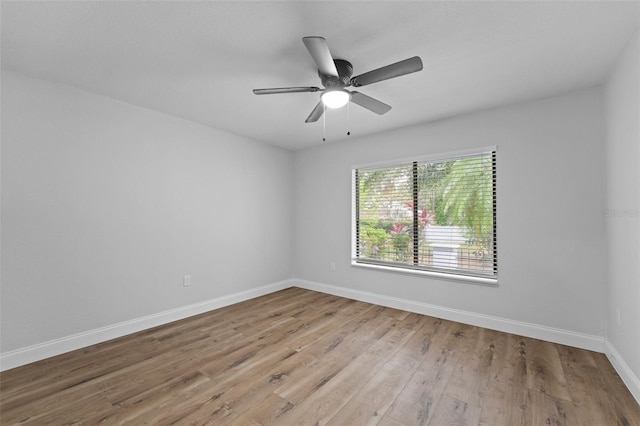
[605,340,640,405]
[0,279,294,372]
[294,279,605,353]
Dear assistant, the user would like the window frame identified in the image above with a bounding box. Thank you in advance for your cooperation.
[351,146,498,286]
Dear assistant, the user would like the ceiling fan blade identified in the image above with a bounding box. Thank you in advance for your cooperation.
[253,87,320,95]
[302,36,339,77]
[305,101,324,123]
[350,56,423,87]
[350,91,392,115]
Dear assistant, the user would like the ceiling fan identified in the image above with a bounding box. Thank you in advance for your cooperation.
[253,36,423,123]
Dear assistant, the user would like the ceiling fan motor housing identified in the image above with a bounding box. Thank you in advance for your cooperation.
[319,59,353,88]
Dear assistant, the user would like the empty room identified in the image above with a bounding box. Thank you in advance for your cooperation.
[1,1,639,425]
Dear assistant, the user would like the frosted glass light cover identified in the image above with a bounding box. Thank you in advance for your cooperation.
[321,90,350,108]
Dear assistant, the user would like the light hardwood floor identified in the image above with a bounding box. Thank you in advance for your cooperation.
[1,287,638,425]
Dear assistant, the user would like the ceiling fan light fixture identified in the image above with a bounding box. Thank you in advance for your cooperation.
[321,89,350,109]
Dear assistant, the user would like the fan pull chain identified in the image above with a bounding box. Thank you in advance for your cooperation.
[322,103,326,142]
[347,101,351,136]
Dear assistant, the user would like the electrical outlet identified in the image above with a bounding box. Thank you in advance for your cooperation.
[183,275,191,287]
[330,262,336,271]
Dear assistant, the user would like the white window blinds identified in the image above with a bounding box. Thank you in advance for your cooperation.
[353,149,497,279]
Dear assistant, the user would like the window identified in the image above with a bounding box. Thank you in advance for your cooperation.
[352,148,497,282]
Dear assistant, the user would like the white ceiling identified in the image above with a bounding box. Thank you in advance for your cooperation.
[2,1,638,150]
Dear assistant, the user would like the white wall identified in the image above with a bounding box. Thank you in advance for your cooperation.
[294,88,607,340]
[604,30,640,386]
[1,70,293,354]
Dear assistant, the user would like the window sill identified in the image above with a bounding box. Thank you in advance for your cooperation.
[351,261,498,287]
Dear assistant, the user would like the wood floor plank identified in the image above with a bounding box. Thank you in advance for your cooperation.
[478,382,529,426]
[228,392,295,425]
[273,315,403,407]
[0,334,171,413]
[443,326,498,406]
[384,321,462,426]
[376,415,407,426]
[477,330,532,425]
[524,337,572,401]
[82,371,213,425]
[526,388,580,426]
[279,299,382,353]
[272,321,414,425]
[1,288,638,425]
[272,352,349,406]
[26,394,115,426]
[397,311,433,330]
[197,317,305,378]
[387,316,451,372]
[556,344,618,425]
[592,351,640,425]
[326,361,414,426]
[301,304,389,361]
[492,332,529,388]
[426,394,481,426]
[139,348,313,426]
